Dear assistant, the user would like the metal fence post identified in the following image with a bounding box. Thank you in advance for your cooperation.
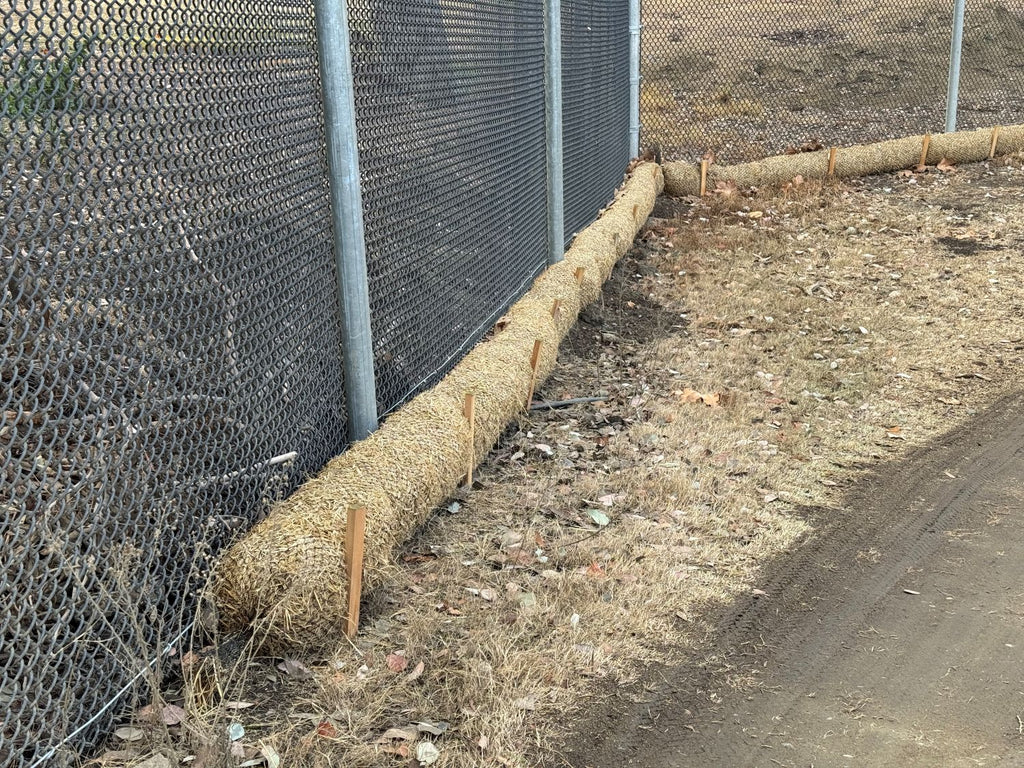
[545,0,565,262]
[629,0,641,157]
[944,0,967,133]
[313,0,379,440]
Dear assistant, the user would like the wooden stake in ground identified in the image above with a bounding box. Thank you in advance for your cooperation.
[463,393,475,487]
[550,299,562,322]
[344,507,366,637]
[918,133,932,169]
[699,159,708,196]
[574,266,586,285]
[827,147,838,177]
[526,339,543,408]
[990,126,1002,159]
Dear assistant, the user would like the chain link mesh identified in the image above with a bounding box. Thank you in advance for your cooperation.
[2,0,633,763]
[641,0,1024,162]
[562,0,632,245]
[2,0,346,763]
[349,1,549,413]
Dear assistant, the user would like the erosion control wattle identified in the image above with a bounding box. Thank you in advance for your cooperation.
[212,163,664,652]
[663,125,1024,197]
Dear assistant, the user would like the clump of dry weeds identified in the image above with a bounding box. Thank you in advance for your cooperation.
[92,154,1024,768]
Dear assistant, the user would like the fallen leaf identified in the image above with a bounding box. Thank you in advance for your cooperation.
[87,751,138,766]
[405,661,426,682]
[159,705,186,726]
[679,388,703,404]
[113,727,145,743]
[936,157,956,172]
[678,388,725,407]
[381,744,411,758]
[315,719,338,738]
[416,721,450,736]
[378,725,418,742]
[479,588,497,602]
[227,722,245,741]
[478,735,490,750]
[586,509,610,527]
[259,744,281,768]
[277,659,313,680]
[134,756,171,768]
[386,653,408,673]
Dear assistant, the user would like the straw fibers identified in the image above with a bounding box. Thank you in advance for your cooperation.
[212,163,665,652]
[663,124,1024,197]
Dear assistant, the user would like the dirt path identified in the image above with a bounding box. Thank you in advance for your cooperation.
[567,392,1024,768]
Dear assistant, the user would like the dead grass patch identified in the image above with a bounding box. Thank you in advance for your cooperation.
[94,154,1024,768]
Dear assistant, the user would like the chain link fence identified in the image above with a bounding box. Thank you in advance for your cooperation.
[1,0,631,764]
[563,0,633,243]
[641,0,1024,162]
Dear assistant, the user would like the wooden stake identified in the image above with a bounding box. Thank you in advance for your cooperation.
[699,160,708,197]
[463,394,475,487]
[918,133,931,169]
[344,507,367,638]
[827,147,838,177]
[526,339,542,408]
[550,299,562,322]
[574,266,585,285]
[632,203,639,220]
[989,126,1001,159]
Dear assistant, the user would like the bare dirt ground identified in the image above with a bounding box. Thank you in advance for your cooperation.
[95,154,1024,767]
[641,0,1024,161]
[567,392,1024,767]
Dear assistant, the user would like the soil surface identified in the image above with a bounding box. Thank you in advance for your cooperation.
[641,0,1024,161]
[566,392,1024,767]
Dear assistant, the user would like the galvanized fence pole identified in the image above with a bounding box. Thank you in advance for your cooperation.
[945,0,967,133]
[545,0,565,262]
[313,0,379,440]
[629,0,641,157]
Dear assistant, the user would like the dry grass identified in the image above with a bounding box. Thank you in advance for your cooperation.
[93,154,1024,768]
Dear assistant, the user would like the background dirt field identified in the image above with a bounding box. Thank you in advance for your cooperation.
[641,0,1024,160]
